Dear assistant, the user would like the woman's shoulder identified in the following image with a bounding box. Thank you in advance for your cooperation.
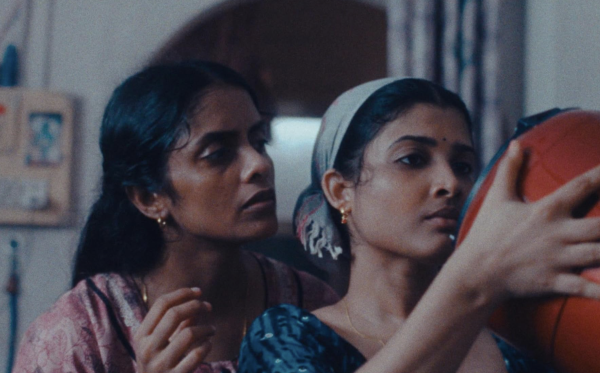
[239,304,365,373]
[250,252,340,310]
[242,304,325,355]
[55,273,143,324]
[19,272,136,336]
[13,273,142,372]
[21,274,110,334]
[245,303,347,348]
[255,303,322,329]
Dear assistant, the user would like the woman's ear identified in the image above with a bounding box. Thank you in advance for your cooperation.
[125,186,168,221]
[321,169,354,212]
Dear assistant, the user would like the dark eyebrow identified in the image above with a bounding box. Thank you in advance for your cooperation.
[196,130,237,149]
[248,119,269,134]
[453,143,476,155]
[193,119,268,151]
[388,135,475,155]
[388,135,437,150]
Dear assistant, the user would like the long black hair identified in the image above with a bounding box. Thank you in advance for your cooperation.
[332,78,473,245]
[72,61,259,286]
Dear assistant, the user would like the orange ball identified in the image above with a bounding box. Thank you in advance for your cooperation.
[456,109,600,373]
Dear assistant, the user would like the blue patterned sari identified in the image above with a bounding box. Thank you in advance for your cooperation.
[239,304,555,373]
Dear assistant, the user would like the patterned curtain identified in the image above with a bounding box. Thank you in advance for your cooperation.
[387,0,504,165]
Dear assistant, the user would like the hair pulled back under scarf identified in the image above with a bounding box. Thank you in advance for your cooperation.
[294,78,472,260]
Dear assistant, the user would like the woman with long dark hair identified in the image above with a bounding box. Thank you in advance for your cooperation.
[239,78,600,372]
[13,61,338,373]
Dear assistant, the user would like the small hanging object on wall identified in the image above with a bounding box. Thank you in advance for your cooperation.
[0,45,75,226]
[0,44,18,87]
[5,237,20,373]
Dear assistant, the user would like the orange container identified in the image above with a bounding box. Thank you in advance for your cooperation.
[456,109,600,373]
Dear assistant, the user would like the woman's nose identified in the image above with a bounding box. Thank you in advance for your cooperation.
[241,147,273,183]
[431,164,461,198]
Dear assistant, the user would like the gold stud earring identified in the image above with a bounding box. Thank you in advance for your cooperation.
[157,217,167,228]
[340,208,349,224]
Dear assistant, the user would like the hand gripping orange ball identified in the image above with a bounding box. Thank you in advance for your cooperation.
[456,108,600,373]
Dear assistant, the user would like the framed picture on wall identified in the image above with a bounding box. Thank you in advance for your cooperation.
[26,112,64,166]
[0,88,74,226]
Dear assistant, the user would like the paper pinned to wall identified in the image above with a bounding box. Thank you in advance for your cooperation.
[0,88,74,226]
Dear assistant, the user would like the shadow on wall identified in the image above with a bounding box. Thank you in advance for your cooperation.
[150,0,387,118]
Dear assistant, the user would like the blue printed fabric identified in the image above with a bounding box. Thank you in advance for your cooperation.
[239,304,555,373]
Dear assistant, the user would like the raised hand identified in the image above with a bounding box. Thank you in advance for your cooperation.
[134,287,215,373]
[456,140,600,303]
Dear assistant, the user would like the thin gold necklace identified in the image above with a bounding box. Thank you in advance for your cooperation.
[344,298,385,348]
[141,281,148,306]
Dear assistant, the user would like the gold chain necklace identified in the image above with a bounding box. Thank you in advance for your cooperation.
[344,298,385,348]
[141,281,148,306]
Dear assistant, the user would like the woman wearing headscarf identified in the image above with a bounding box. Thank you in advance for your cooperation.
[238,78,600,372]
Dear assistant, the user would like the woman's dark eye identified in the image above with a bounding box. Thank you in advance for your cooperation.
[397,153,426,167]
[202,147,235,164]
[453,161,474,176]
[251,137,270,153]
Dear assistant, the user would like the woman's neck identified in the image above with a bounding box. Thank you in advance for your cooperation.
[344,245,439,330]
[140,236,247,312]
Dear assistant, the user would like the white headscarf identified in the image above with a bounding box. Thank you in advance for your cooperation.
[293,78,400,259]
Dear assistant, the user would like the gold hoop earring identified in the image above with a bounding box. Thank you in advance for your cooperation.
[340,208,349,225]
[157,217,167,228]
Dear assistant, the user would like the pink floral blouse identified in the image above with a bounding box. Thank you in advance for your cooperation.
[13,253,339,373]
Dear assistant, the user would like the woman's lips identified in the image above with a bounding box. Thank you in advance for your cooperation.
[425,207,459,232]
[242,189,276,211]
